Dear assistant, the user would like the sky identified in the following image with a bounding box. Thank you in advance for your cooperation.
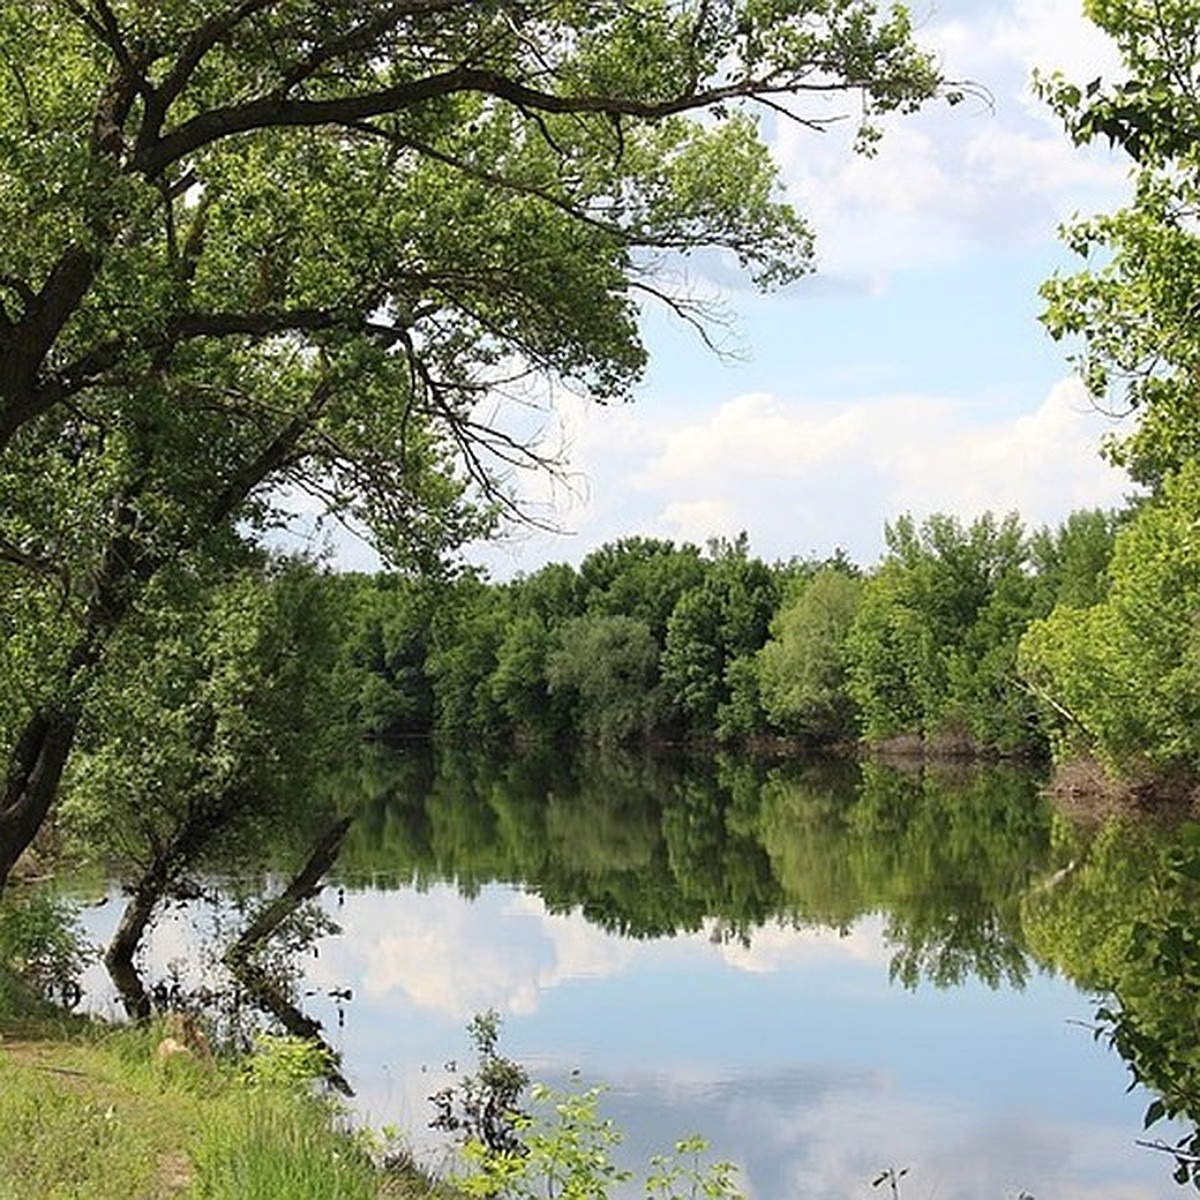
[324,0,1139,577]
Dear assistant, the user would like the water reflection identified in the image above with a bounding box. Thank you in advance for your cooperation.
[336,746,1048,987]
[76,744,1197,1197]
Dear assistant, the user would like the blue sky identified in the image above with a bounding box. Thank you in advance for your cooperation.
[319,1,1138,577]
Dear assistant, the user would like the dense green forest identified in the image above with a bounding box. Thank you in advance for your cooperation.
[0,0,945,895]
[3,2,1200,905]
[320,511,1122,756]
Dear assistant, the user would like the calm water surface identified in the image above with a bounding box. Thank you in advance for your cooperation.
[79,747,1190,1199]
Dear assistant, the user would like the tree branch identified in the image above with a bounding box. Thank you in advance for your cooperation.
[134,64,873,179]
[209,375,337,524]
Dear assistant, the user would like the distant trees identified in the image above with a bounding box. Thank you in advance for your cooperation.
[757,565,863,743]
[1022,468,1200,775]
[846,513,1037,752]
[320,510,1124,759]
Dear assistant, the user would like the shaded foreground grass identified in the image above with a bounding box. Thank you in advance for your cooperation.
[0,967,433,1200]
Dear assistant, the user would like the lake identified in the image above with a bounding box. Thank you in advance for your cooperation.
[75,745,1195,1198]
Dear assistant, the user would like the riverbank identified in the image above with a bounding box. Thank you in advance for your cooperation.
[0,968,435,1199]
[1043,757,1200,821]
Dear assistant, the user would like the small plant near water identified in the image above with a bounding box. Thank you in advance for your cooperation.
[240,1031,337,1089]
[0,890,92,1009]
[431,1008,530,1155]
[437,1012,746,1200]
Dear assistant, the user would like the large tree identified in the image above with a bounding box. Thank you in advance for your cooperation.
[1027,0,1200,780]
[1038,0,1200,488]
[0,2,943,890]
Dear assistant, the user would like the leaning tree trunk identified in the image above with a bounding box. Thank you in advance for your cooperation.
[104,876,166,1021]
[0,494,158,897]
[225,817,355,1094]
[0,707,81,893]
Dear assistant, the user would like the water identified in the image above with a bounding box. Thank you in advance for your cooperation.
[75,747,1194,1198]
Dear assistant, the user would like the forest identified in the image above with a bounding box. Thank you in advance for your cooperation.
[0,0,1196,935]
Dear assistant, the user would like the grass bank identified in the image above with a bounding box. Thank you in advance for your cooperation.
[0,965,434,1200]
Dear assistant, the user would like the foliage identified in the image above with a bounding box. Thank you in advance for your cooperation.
[453,1082,745,1200]
[1027,507,1119,612]
[579,538,705,644]
[757,565,864,741]
[0,890,92,1008]
[324,507,1129,758]
[240,1033,339,1093]
[1020,462,1200,774]
[54,560,347,979]
[660,535,781,739]
[334,574,438,740]
[431,1010,531,1157]
[1037,0,1200,488]
[1023,815,1200,1190]
[547,614,662,745]
[846,512,1041,751]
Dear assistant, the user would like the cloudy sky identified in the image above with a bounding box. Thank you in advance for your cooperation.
[329,0,1139,576]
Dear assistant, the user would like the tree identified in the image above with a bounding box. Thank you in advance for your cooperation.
[1038,0,1200,489]
[426,578,510,741]
[332,574,437,739]
[1020,461,1200,775]
[757,563,863,742]
[1027,507,1119,613]
[846,512,1038,751]
[659,536,780,738]
[491,612,563,738]
[0,2,945,891]
[57,559,344,1013]
[578,538,705,643]
[546,614,661,745]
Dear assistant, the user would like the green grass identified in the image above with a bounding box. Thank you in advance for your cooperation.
[0,975,436,1200]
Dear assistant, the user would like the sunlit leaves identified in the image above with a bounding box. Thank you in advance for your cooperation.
[1020,460,1200,774]
[1039,1,1200,486]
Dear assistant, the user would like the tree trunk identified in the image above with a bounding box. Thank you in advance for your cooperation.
[104,879,163,1020]
[0,708,80,893]
[0,492,156,898]
[224,817,353,967]
[224,817,355,1094]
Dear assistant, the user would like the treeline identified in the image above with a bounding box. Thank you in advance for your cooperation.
[52,468,1200,880]
[322,510,1123,762]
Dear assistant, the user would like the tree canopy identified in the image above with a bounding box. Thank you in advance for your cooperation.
[1023,0,1200,779]
[0,1,946,891]
[1038,0,1200,487]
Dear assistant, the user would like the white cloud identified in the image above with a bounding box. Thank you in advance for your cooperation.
[772,0,1130,281]
[711,916,890,974]
[510,375,1129,569]
[306,886,637,1022]
[303,887,902,1023]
